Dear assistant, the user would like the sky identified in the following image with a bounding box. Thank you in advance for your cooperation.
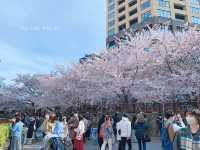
[0,0,106,82]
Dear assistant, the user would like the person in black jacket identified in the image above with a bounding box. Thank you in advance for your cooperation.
[133,113,149,150]
[97,114,105,149]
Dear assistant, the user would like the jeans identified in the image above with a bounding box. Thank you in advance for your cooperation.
[101,138,112,150]
[119,137,132,150]
[137,137,146,150]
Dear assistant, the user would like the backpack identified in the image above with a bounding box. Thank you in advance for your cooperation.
[160,122,175,150]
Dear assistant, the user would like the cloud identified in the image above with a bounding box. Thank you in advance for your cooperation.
[0,41,54,81]
[0,0,106,83]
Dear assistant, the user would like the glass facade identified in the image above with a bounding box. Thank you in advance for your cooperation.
[157,0,170,8]
[108,0,115,4]
[108,28,115,37]
[142,11,151,21]
[192,16,200,24]
[141,1,151,11]
[107,0,115,37]
[190,0,200,6]
[191,7,200,14]
[157,9,171,18]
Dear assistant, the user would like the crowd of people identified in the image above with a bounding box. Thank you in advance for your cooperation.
[6,107,200,150]
[7,111,92,150]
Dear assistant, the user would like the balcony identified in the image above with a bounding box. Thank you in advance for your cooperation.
[174,4,186,15]
[129,0,137,8]
[174,0,185,6]
[175,13,185,22]
[118,0,125,5]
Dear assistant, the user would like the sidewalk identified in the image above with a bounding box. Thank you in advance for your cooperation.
[22,137,162,150]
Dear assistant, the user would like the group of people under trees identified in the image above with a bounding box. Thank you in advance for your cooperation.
[8,111,92,150]
[6,107,200,150]
[98,112,149,150]
[156,108,200,150]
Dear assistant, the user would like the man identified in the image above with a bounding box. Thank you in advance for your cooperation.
[117,114,132,150]
[160,111,185,150]
[176,108,200,150]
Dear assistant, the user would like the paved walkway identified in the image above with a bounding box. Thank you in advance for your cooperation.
[22,137,162,150]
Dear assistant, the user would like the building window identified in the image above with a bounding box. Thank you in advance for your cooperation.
[108,40,115,48]
[141,1,151,11]
[108,11,115,19]
[192,16,200,24]
[118,15,126,22]
[118,0,125,5]
[174,4,184,10]
[108,20,115,27]
[129,8,137,16]
[190,0,200,6]
[119,24,126,32]
[191,7,200,14]
[157,0,170,8]
[175,14,185,21]
[157,9,171,18]
[118,6,125,13]
[109,3,115,11]
[108,28,115,37]
[108,0,115,4]
[130,18,138,27]
[142,11,151,21]
[129,0,137,7]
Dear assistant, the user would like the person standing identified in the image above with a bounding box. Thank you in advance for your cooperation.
[50,115,65,150]
[98,114,105,149]
[74,115,85,150]
[68,113,79,150]
[42,112,56,150]
[27,115,36,144]
[101,115,113,150]
[176,108,200,150]
[10,113,24,150]
[117,114,132,150]
[40,112,49,137]
[133,113,149,150]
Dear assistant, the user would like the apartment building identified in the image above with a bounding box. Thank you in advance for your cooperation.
[106,0,200,47]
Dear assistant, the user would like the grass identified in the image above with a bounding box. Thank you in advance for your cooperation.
[0,123,10,148]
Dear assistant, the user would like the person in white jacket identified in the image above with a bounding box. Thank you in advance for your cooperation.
[117,114,132,150]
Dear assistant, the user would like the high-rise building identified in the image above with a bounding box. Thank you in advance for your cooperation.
[106,0,200,47]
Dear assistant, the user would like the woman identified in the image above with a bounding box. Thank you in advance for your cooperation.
[49,115,65,150]
[42,112,56,150]
[40,113,50,137]
[100,115,113,150]
[10,114,24,150]
[133,113,149,150]
[68,113,79,150]
[176,108,200,149]
[27,115,36,144]
[74,115,85,150]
